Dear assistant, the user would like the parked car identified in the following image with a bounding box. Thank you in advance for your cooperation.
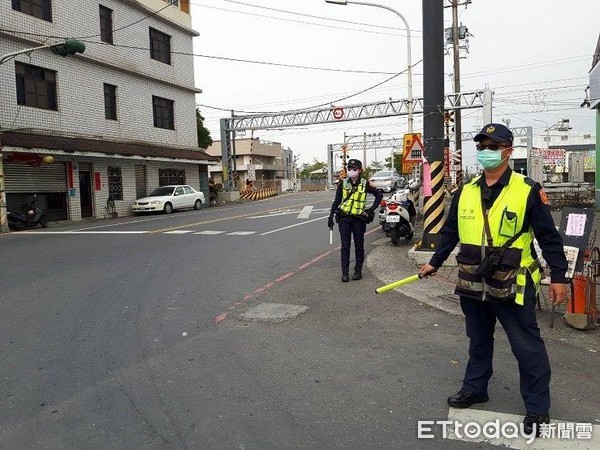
[369,170,404,192]
[132,185,204,214]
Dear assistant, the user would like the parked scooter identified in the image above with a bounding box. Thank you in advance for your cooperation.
[379,182,418,245]
[7,194,48,230]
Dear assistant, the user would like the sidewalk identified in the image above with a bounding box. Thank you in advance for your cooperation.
[367,209,600,353]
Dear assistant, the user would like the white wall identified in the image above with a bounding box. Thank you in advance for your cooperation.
[0,0,198,148]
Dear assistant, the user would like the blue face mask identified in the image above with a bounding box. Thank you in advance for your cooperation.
[477,149,506,170]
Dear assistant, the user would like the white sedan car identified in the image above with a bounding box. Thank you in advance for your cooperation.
[369,170,405,192]
[132,185,205,214]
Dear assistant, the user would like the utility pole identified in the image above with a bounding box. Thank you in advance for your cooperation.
[341,132,348,178]
[363,132,367,167]
[451,0,463,186]
[420,0,445,250]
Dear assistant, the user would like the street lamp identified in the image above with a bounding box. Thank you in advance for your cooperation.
[325,0,414,133]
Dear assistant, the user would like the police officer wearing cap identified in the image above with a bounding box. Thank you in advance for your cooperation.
[328,159,383,282]
[419,123,568,436]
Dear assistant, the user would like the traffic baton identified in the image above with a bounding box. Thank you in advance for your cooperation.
[375,273,422,294]
[329,229,333,245]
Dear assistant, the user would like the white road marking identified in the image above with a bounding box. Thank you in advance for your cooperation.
[249,209,297,219]
[249,206,329,219]
[297,206,313,219]
[194,230,226,235]
[260,216,325,236]
[15,231,149,234]
[226,231,256,235]
[446,407,600,448]
[163,230,194,234]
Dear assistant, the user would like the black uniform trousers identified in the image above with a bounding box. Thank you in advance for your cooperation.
[459,276,551,414]
[338,215,366,274]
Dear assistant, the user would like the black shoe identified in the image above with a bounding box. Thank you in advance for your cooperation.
[341,273,350,282]
[352,270,363,280]
[523,413,550,437]
[447,389,489,408]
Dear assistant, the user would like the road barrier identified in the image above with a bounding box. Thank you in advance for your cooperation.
[240,187,277,201]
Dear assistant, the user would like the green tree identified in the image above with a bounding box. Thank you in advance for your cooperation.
[299,158,327,179]
[383,153,403,172]
[196,108,213,149]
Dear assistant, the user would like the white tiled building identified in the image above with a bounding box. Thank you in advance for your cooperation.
[0,0,215,224]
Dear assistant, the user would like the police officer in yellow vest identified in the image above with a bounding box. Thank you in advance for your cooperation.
[419,123,568,437]
[328,159,383,282]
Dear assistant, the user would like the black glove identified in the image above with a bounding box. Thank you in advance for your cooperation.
[327,216,334,230]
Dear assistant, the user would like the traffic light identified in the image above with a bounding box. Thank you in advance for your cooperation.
[50,39,85,57]
[444,111,454,124]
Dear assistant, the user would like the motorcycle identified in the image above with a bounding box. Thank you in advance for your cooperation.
[7,194,48,231]
[379,182,418,245]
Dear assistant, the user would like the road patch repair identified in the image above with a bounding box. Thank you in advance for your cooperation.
[238,303,309,323]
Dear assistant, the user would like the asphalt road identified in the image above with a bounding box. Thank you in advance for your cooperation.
[1,191,596,449]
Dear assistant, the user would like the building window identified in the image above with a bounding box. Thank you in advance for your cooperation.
[11,0,52,21]
[164,0,179,5]
[99,5,113,44]
[149,28,171,64]
[152,96,175,130]
[107,167,123,200]
[560,135,568,141]
[159,169,185,186]
[104,83,117,120]
[15,62,57,110]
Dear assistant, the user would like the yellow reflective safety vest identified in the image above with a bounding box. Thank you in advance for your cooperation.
[455,172,541,305]
[340,178,367,215]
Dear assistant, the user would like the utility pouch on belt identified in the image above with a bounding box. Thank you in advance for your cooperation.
[475,247,504,278]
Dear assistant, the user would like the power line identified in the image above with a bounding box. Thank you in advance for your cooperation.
[76,2,174,39]
[194,2,415,38]
[0,30,398,75]
[196,60,421,115]
[220,0,423,33]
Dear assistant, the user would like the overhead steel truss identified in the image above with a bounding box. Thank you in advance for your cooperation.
[219,90,491,190]
[325,126,533,186]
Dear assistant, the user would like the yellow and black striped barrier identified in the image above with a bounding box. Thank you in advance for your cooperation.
[240,188,277,201]
[421,160,446,249]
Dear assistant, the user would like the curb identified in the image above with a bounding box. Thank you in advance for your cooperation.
[367,236,462,316]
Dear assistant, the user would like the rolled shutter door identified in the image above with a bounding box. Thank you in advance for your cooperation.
[4,162,67,193]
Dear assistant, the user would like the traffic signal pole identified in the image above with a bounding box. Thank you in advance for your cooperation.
[420,0,445,250]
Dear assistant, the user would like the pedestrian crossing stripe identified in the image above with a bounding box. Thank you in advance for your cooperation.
[194,230,226,235]
[226,231,256,235]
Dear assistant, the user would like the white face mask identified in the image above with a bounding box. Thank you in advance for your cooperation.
[347,169,359,179]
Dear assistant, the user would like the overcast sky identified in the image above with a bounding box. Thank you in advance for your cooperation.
[189,0,599,169]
